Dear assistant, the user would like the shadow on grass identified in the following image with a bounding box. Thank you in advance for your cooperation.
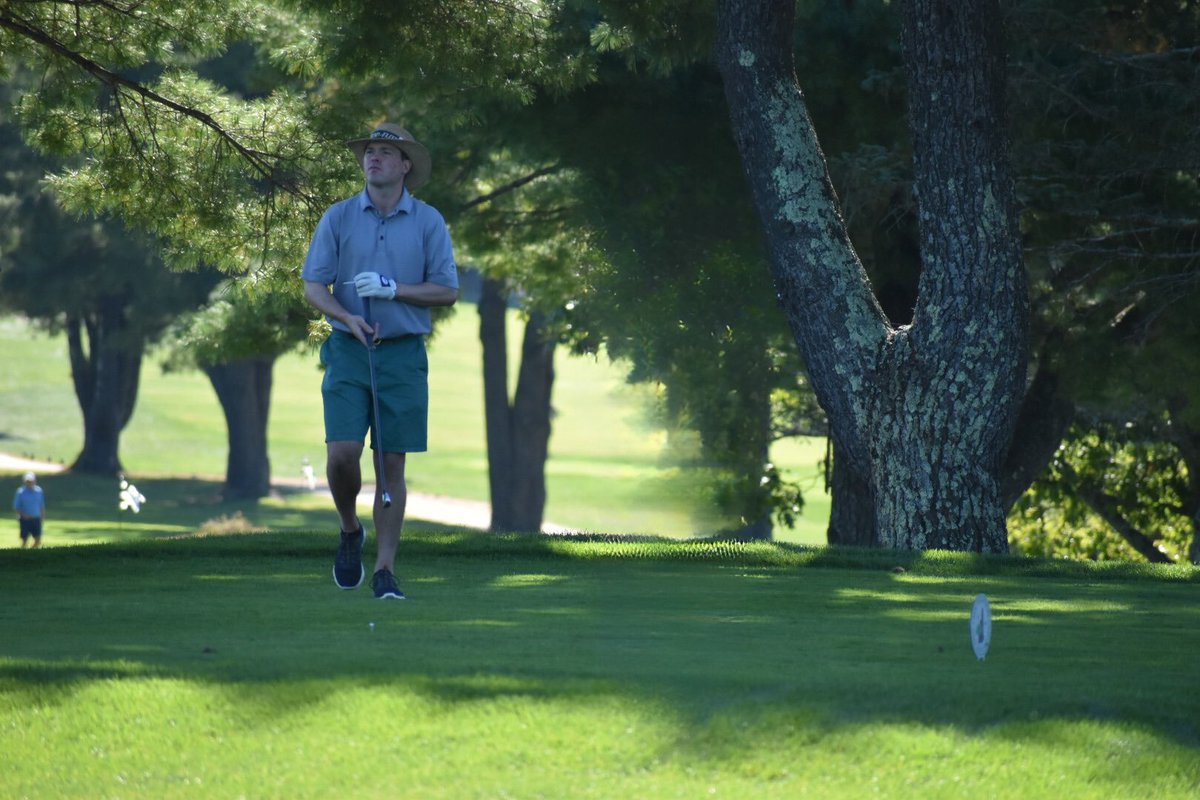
[2,530,1198,759]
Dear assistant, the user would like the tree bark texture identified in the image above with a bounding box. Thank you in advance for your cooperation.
[827,436,876,547]
[999,364,1075,511]
[66,304,142,475]
[716,0,1028,552]
[204,357,274,500]
[480,278,515,527]
[479,278,556,533]
[509,311,555,531]
[832,360,1074,543]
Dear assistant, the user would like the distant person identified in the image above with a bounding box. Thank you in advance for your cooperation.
[302,123,459,600]
[13,471,44,548]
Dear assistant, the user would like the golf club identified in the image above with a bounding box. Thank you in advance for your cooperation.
[362,299,392,508]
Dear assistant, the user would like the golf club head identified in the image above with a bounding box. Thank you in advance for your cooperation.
[382,492,393,508]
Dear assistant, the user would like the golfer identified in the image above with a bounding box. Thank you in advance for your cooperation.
[302,123,459,600]
[13,471,45,548]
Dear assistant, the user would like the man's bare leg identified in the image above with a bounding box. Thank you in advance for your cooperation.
[327,440,369,589]
[373,451,407,574]
[326,440,365,533]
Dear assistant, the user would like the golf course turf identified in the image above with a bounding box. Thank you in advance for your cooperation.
[2,531,1197,798]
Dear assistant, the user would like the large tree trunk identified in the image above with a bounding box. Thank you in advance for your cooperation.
[204,357,275,500]
[480,278,516,525]
[716,0,1027,553]
[66,305,142,475]
[827,437,876,546]
[1000,363,1075,510]
[479,277,556,533]
[828,361,1074,546]
[508,311,555,531]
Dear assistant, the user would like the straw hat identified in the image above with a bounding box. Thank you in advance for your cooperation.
[344,123,432,189]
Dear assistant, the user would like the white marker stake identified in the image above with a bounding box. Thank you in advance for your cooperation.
[970,593,992,661]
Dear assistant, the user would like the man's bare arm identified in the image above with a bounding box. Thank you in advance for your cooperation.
[303,280,374,345]
[394,282,458,308]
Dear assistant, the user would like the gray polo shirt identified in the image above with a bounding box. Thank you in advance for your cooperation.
[302,188,458,339]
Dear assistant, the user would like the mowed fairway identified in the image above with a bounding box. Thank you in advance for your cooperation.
[0,312,829,543]
[2,533,1198,798]
[2,312,1198,797]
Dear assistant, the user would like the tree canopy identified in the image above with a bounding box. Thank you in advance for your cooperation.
[3,0,1198,557]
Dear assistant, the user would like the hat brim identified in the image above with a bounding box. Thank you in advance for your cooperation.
[345,138,432,189]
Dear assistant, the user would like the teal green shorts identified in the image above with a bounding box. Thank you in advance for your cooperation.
[320,331,429,453]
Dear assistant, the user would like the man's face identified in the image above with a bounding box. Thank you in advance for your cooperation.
[362,142,411,188]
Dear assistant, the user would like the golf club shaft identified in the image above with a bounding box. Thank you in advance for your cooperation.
[363,300,393,508]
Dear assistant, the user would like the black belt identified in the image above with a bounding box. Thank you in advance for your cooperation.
[335,329,418,344]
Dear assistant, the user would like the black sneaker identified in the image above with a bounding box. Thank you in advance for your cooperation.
[333,525,366,589]
[372,568,406,600]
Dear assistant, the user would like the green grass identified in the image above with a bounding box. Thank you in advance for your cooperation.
[0,312,830,544]
[2,533,1197,798]
[3,315,1198,797]
[0,471,335,547]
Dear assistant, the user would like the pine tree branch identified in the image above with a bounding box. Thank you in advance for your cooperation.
[1058,460,1174,563]
[461,165,561,211]
[0,9,290,193]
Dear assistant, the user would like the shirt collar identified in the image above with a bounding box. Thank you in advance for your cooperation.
[358,187,414,218]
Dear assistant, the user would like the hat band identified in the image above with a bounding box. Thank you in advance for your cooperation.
[370,130,406,143]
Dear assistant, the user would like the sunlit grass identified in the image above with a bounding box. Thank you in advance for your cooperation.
[2,313,1196,796]
[1,533,1196,798]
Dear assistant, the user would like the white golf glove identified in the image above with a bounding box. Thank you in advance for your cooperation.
[353,272,397,300]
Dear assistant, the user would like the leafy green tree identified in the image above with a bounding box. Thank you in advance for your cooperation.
[548,2,911,539]
[8,0,1193,555]
[0,0,337,272]
[453,81,804,536]
[0,109,220,474]
[1,3,357,494]
[1010,296,1200,564]
[743,0,1200,556]
[511,60,794,538]
[999,0,1200,562]
[1,0,561,527]
[267,1,599,533]
[461,174,588,533]
[161,278,310,499]
[2,0,600,529]
[1011,419,1193,563]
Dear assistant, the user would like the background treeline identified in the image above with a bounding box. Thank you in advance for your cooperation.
[0,0,1196,562]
